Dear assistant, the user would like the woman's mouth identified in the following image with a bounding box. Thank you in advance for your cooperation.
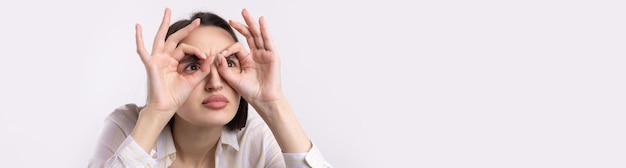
[202,94,229,109]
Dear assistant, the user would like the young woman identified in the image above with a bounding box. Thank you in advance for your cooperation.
[89,8,332,168]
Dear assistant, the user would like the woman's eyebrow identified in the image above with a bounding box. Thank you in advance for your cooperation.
[180,55,200,63]
[226,54,238,60]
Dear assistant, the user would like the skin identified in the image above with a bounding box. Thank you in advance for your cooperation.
[174,26,242,129]
[170,26,242,167]
[130,8,312,167]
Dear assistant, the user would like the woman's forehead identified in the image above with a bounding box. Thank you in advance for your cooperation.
[181,26,235,52]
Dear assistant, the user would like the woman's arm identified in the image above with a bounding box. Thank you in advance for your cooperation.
[90,8,215,167]
[214,9,333,167]
[252,98,312,153]
[89,105,160,168]
[131,8,214,154]
[89,111,128,167]
[215,8,311,153]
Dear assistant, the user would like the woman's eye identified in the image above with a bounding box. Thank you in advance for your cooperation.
[184,63,201,71]
[227,60,235,67]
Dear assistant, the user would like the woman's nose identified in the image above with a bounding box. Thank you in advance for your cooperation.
[204,65,223,92]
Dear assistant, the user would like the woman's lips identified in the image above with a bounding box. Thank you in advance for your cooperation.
[202,94,229,109]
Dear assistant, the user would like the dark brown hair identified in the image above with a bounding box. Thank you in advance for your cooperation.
[166,12,248,131]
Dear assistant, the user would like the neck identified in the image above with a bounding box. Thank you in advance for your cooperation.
[172,116,222,167]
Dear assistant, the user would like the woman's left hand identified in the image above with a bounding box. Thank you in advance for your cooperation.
[216,8,284,106]
[217,9,314,153]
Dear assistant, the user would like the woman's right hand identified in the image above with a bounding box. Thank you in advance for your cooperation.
[135,8,214,120]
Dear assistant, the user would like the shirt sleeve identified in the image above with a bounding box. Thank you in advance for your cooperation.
[247,111,334,168]
[103,136,157,168]
[282,143,334,168]
[88,104,157,168]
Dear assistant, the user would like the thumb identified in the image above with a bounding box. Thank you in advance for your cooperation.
[188,54,215,84]
[216,55,241,88]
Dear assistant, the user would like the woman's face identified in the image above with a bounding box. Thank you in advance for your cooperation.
[175,26,241,127]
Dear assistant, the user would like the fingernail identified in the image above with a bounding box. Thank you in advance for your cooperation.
[220,50,228,56]
[201,52,207,59]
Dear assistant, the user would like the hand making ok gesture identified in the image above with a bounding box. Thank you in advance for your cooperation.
[135,8,215,117]
[216,9,285,110]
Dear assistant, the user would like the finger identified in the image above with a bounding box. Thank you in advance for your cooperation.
[152,8,172,54]
[241,8,265,50]
[258,16,276,51]
[135,23,150,62]
[171,43,208,61]
[189,54,215,83]
[218,42,250,63]
[215,54,241,87]
[164,19,201,52]
[229,20,258,51]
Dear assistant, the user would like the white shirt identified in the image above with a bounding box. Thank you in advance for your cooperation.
[89,104,332,168]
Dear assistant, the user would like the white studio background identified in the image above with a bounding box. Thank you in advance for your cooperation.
[0,0,624,167]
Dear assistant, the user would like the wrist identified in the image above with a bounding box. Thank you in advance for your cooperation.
[250,96,286,109]
[140,105,176,121]
[250,97,312,153]
[250,97,290,121]
[130,107,173,154]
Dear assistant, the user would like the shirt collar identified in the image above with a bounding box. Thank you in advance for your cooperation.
[155,126,240,160]
[219,128,240,151]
